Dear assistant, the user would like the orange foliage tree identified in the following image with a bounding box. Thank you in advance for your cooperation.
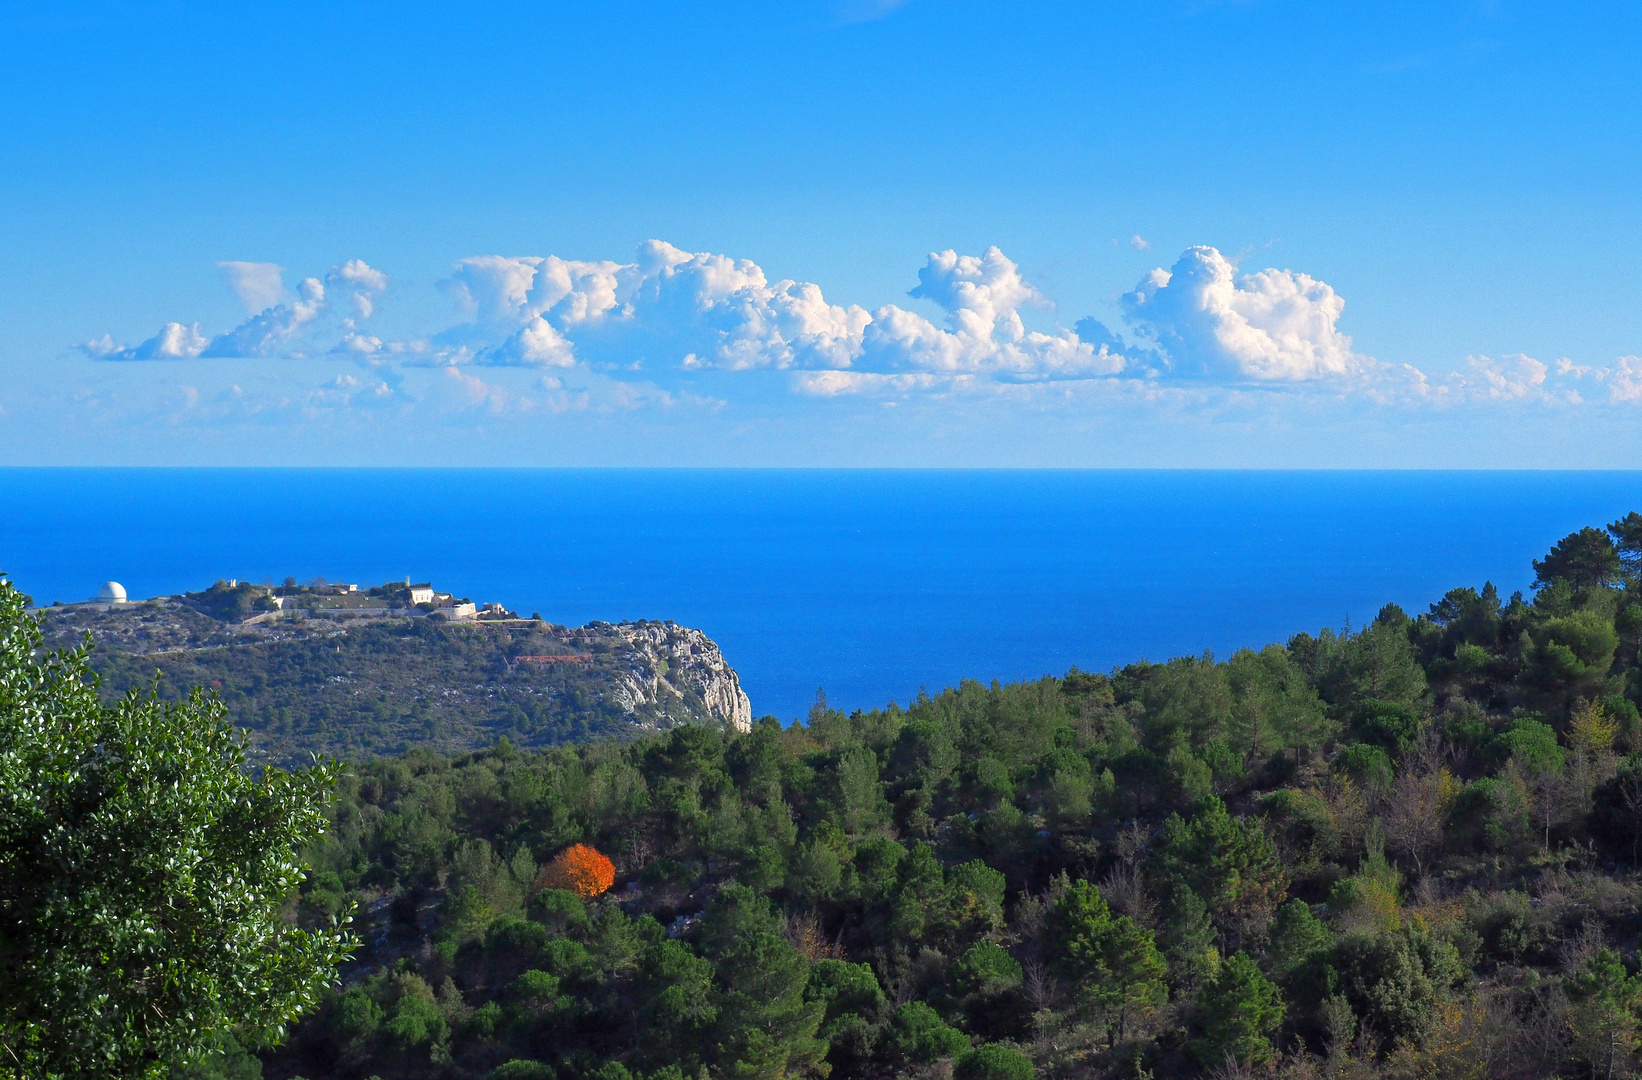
[534,843,616,899]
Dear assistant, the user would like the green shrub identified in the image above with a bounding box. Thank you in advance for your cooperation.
[490,1061,554,1080]
[1331,925,1465,1047]
[1349,701,1420,754]
[1489,717,1564,773]
[1335,743,1394,788]
[489,1057,554,1076]
[1268,899,1331,981]
[1448,777,1530,853]
[383,987,445,1047]
[334,987,382,1039]
[528,889,590,932]
[805,959,886,1029]
[954,1043,1035,1080]
[888,1001,969,1062]
[946,859,1007,933]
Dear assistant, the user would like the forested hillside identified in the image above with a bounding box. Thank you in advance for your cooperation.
[224,515,1642,1080]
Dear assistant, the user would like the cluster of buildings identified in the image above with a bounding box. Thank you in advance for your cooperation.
[73,579,519,623]
[394,581,516,621]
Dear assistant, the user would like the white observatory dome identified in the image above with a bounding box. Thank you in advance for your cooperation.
[97,581,127,604]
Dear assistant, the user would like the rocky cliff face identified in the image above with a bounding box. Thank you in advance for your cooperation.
[607,621,753,733]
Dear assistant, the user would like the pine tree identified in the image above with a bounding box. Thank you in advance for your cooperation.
[1041,879,1166,1044]
[1190,951,1284,1068]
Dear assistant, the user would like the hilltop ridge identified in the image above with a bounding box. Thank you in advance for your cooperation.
[39,577,752,765]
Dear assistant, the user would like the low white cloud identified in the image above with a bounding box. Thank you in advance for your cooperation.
[1408,353,1642,407]
[446,256,564,325]
[217,261,284,314]
[1445,354,1556,402]
[444,365,525,415]
[794,370,963,396]
[86,259,387,362]
[1122,246,1358,381]
[91,321,209,361]
[304,372,401,412]
[910,247,1041,338]
[705,275,872,371]
[78,334,121,358]
[861,247,1125,380]
[1609,357,1642,402]
[82,244,1122,386]
[1333,352,1642,409]
[334,332,383,357]
[202,276,325,358]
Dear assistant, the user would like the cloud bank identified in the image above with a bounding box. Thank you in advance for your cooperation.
[72,242,1642,415]
[411,241,1121,387]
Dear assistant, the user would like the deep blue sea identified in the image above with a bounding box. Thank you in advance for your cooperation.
[3,469,1640,722]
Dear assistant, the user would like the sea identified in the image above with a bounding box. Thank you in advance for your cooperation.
[3,469,1640,723]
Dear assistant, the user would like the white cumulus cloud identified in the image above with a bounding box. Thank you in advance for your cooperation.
[483,317,578,368]
[1406,353,1642,407]
[438,240,872,371]
[84,259,387,362]
[203,276,325,358]
[90,322,209,361]
[1444,354,1555,402]
[1121,245,1358,381]
[426,241,1130,386]
[861,247,1124,380]
[328,259,390,320]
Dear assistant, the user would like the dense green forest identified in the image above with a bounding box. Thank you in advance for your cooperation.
[219,515,1642,1079]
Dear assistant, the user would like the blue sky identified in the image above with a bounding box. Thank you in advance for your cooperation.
[3,0,1641,466]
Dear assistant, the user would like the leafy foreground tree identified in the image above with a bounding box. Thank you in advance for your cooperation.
[0,577,357,1079]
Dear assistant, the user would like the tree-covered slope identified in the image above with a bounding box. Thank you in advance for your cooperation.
[215,514,1642,1079]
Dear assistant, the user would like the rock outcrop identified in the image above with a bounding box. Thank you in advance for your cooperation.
[608,621,753,732]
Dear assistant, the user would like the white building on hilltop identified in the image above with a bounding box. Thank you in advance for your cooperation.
[96,582,128,605]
